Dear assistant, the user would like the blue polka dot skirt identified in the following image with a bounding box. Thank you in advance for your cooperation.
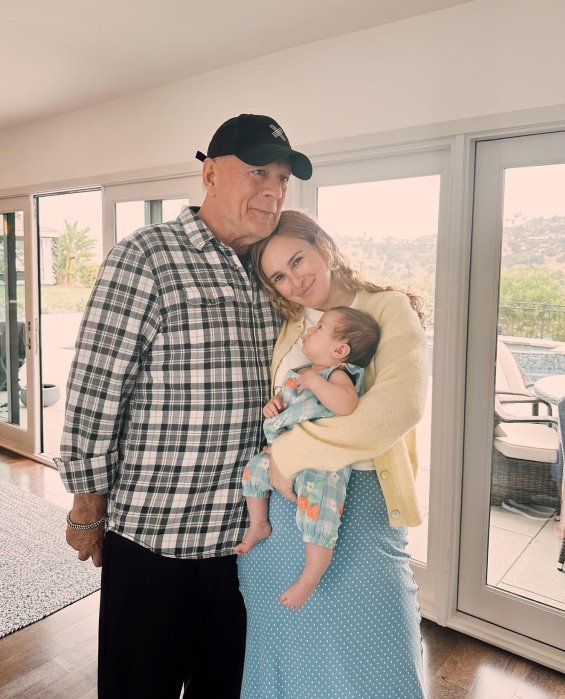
[237,470,425,699]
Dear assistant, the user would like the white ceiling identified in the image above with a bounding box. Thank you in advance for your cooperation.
[2,0,472,131]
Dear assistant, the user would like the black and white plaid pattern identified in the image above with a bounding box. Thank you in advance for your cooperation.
[56,207,280,558]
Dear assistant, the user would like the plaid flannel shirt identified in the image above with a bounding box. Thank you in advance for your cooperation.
[55,206,280,558]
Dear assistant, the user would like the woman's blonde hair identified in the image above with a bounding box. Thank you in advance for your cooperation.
[251,210,425,325]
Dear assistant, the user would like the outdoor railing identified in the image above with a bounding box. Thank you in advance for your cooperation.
[498,301,565,342]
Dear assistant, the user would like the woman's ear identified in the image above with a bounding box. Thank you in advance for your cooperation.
[332,342,351,360]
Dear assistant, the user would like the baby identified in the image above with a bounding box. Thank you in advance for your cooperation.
[235,306,380,609]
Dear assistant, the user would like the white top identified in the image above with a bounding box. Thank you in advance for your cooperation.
[273,304,374,472]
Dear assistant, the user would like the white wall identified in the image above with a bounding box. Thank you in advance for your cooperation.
[2,0,565,193]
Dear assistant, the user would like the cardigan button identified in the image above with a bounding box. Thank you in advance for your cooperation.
[380,470,389,480]
[390,510,400,519]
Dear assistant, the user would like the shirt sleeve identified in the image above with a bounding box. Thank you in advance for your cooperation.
[270,293,429,478]
[55,239,161,493]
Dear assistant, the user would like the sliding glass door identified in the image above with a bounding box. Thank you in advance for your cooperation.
[0,197,40,454]
[460,130,565,652]
[37,175,202,459]
[299,145,451,610]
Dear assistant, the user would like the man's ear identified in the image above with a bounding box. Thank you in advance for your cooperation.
[332,342,351,360]
[202,158,217,196]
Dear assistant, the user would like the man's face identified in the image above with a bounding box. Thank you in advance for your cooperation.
[208,156,291,252]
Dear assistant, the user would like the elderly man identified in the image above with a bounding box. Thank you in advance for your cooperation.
[55,114,312,698]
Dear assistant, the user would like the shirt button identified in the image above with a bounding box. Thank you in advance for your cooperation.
[390,510,400,519]
[380,470,389,480]
[208,297,217,304]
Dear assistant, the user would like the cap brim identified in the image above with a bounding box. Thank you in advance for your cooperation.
[236,144,312,180]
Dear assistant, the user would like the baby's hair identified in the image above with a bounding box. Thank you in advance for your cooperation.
[330,306,380,368]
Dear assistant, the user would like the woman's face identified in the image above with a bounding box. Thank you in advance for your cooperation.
[260,233,334,311]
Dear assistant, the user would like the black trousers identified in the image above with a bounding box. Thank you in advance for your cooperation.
[98,532,246,699]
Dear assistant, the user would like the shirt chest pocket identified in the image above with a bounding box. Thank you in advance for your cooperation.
[162,284,239,347]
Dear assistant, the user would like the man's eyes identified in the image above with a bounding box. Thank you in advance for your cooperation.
[251,170,290,183]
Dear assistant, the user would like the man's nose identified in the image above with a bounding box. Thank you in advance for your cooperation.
[262,174,284,199]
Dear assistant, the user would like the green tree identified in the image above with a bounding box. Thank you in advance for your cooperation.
[499,264,565,305]
[52,220,95,286]
[499,265,565,340]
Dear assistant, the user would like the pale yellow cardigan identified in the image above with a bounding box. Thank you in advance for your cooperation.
[270,290,429,527]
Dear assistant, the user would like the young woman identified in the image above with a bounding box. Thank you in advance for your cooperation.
[237,209,429,699]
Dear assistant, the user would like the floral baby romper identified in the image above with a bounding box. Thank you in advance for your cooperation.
[242,362,364,549]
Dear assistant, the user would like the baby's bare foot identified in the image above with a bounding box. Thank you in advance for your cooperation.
[234,521,272,554]
[279,576,320,610]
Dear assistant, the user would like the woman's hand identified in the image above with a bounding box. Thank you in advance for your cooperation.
[266,448,297,504]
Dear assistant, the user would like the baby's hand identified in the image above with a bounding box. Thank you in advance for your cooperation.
[263,393,287,418]
[296,368,319,393]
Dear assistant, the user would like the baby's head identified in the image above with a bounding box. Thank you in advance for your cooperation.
[301,307,380,368]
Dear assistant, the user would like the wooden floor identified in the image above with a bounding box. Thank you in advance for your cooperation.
[1,448,564,699]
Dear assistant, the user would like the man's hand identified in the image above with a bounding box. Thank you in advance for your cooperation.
[66,527,105,567]
[66,493,107,568]
[267,452,297,504]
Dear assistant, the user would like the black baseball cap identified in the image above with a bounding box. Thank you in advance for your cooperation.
[195,114,312,180]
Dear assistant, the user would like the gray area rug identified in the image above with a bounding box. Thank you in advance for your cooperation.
[0,481,101,638]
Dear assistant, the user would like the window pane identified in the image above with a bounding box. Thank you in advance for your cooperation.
[162,199,189,221]
[0,211,26,428]
[116,201,145,241]
[489,163,565,610]
[38,191,103,456]
[318,176,440,565]
[116,198,190,241]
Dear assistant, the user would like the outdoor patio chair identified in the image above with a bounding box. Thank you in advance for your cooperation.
[495,340,552,416]
[491,397,559,506]
[496,339,533,397]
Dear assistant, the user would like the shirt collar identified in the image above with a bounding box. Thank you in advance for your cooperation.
[178,205,217,252]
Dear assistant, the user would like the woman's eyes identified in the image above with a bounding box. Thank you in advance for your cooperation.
[271,256,303,284]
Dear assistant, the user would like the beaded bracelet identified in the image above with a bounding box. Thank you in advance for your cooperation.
[66,511,106,530]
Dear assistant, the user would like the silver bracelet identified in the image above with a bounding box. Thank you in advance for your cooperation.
[66,510,106,530]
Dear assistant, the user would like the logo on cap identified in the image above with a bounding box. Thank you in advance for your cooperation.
[269,124,287,142]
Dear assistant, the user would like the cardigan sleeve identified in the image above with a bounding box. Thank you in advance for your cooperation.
[270,291,429,478]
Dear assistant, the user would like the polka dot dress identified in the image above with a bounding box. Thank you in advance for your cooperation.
[238,470,425,699]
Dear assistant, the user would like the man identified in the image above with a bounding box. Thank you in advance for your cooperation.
[55,114,312,698]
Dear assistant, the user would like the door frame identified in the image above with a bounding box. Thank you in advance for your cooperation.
[293,141,458,620]
[459,130,565,654]
[0,195,41,455]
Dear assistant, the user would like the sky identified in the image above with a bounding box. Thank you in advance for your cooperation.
[503,164,565,222]
[30,163,565,254]
[317,175,441,241]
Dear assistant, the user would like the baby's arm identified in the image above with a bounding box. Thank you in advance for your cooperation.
[263,392,287,419]
[297,368,358,416]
